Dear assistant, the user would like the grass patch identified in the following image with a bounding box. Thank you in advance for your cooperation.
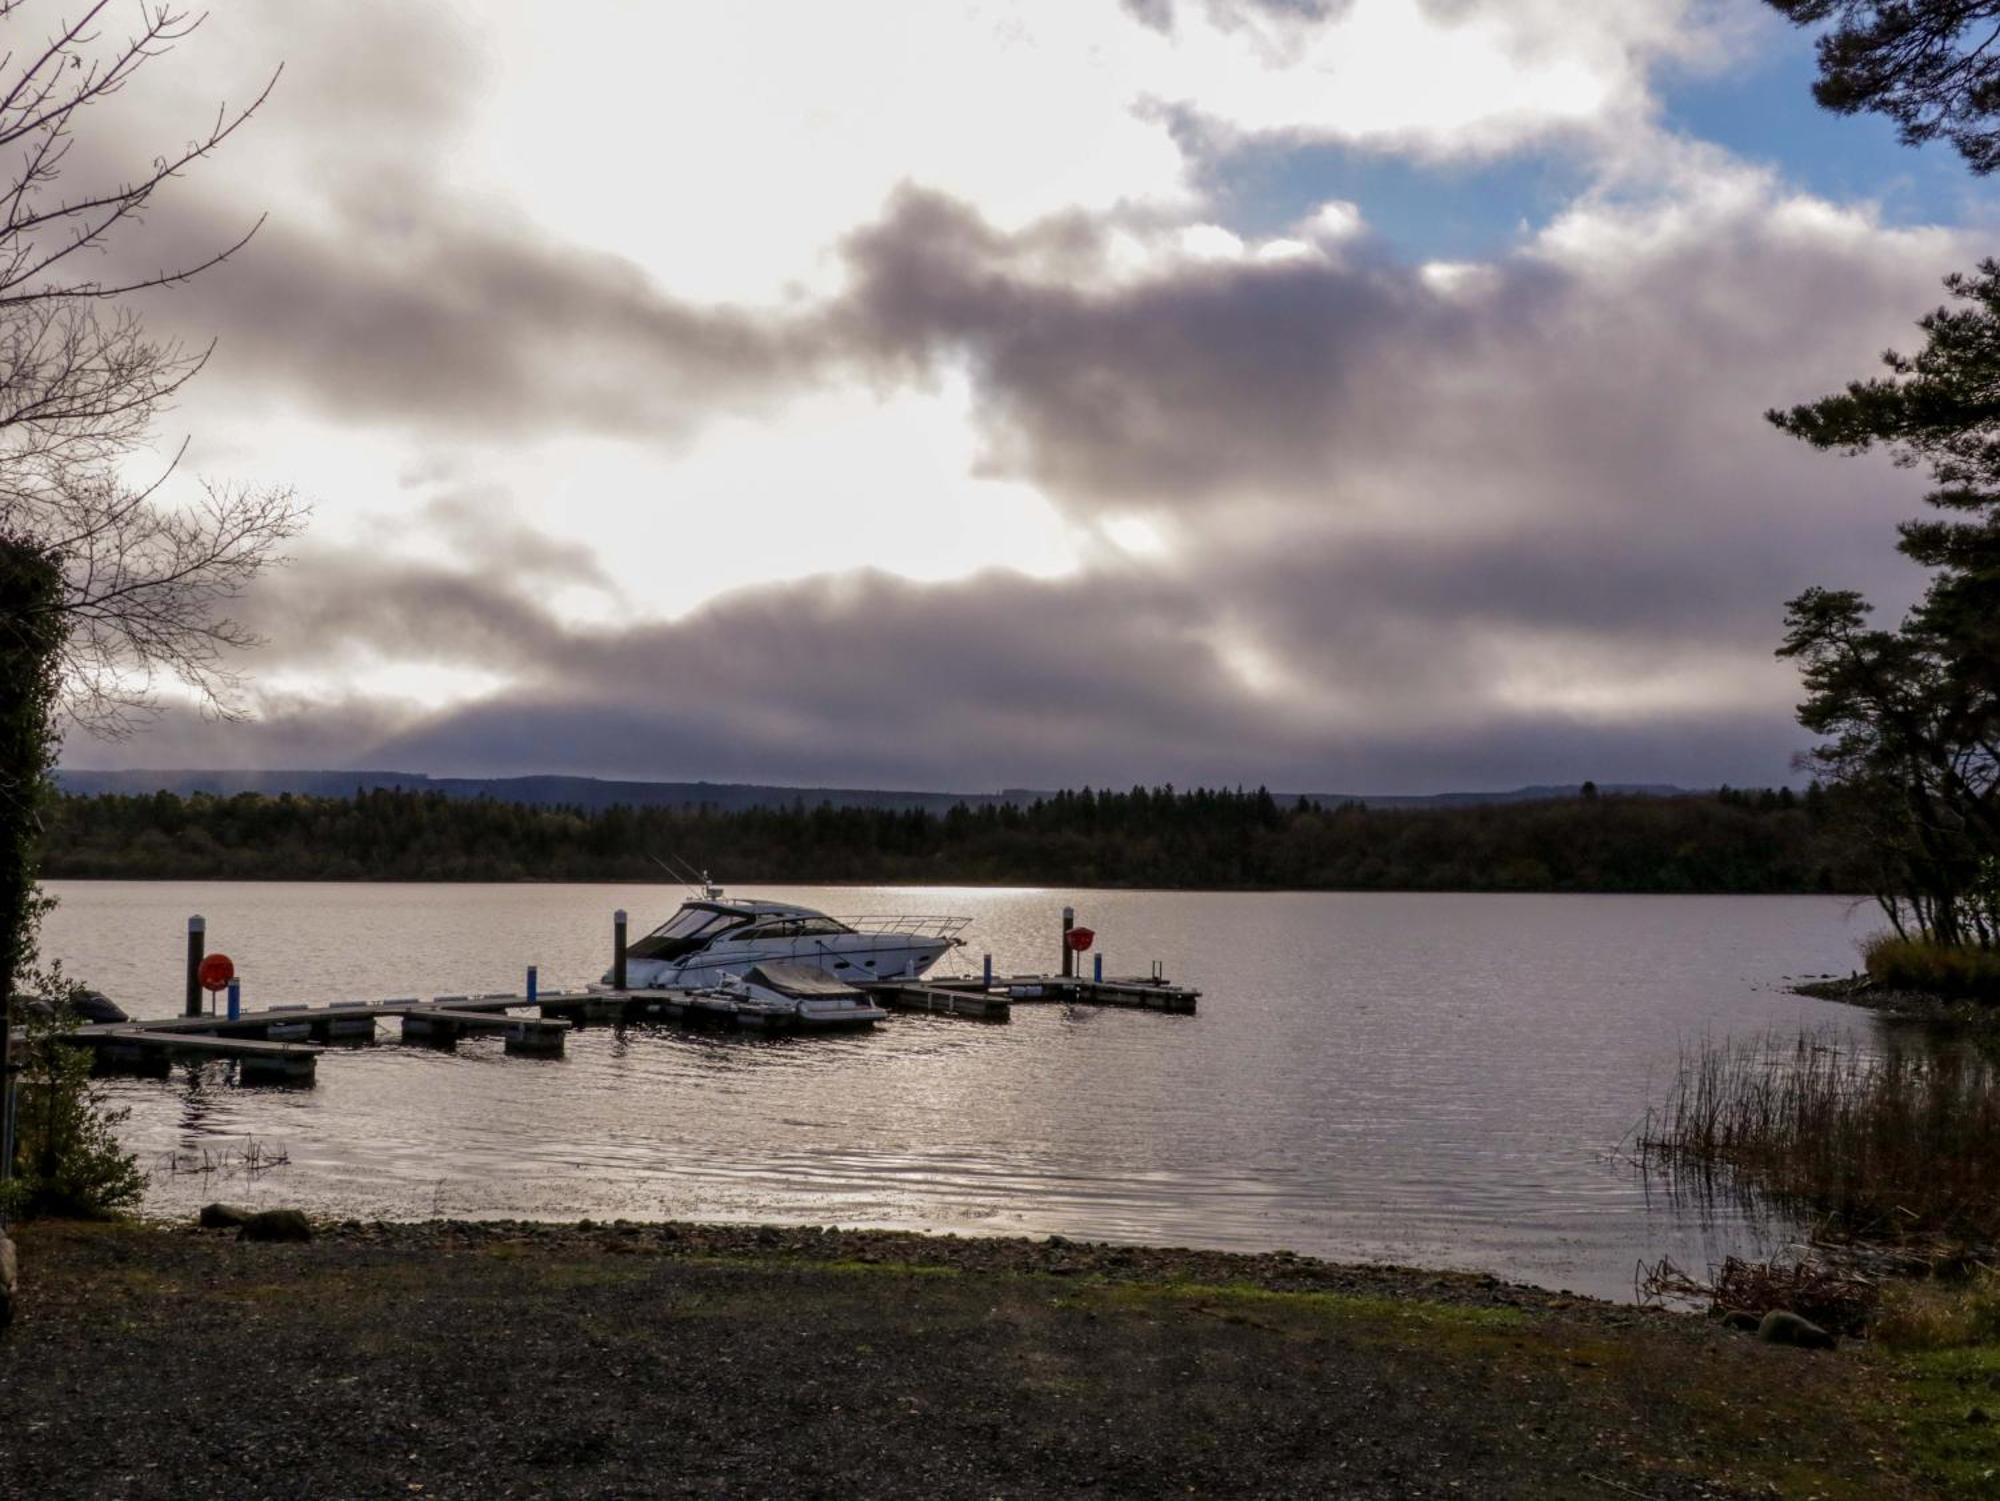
[1828,1268,2000,1495]
[1638,1028,2000,1243]
[1094,1279,1542,1361]
[1879,1345,2000,1497]
[1876,1274,2000,1353]
[1866,936,2000,1002]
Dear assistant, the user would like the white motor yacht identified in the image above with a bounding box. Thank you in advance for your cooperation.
[610,891,969,990]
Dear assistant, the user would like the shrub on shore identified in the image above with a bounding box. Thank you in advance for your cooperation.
[2,973,143,1221]
[1637,1029,2000,1245]
[1865,935,2000,1002]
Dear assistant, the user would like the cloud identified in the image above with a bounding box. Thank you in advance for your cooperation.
[73,533,1811,792]
[128,189,829,442]
[89,0,1807,466]
[828,175,1964,534]
[130,156,1960,793]
[30,1,1984,794]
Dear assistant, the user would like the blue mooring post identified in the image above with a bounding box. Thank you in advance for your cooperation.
[982,952,993,989]
[1093,952,1103,984]
[526,965,538,1003]
[613,910,629,991]
[226,978,241,1022]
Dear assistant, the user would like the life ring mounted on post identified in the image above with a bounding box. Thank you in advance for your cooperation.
[197,953,235,994]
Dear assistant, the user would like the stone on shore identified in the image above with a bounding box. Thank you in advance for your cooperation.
[238,1209,313,1244]
[198,1203,251,1230]
[1757,1310,1836,1350]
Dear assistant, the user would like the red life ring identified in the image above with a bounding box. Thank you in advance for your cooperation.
[198,953,235,992]
[1066,927,1095,952]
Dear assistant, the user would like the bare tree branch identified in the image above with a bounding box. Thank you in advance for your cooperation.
[0,2,297,733]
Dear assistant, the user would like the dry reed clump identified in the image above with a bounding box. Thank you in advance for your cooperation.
[1636,1030,2000,1245]
[1864,934,2000,1002]
[1639,1253,1879,1335]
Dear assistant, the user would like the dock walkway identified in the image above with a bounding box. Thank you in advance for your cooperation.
[12,966,1197,1089]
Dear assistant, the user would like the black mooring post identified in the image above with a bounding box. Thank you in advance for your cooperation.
[1061,905,1075,979]
[613,909,628,991]
[184,915,206,1017]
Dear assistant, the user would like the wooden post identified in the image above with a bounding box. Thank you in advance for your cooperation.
[613,910,628,991]
[1061,906,1074,979]
[184,915,205,1018]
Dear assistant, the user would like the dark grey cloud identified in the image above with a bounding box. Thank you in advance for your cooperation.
[99,500,1825,793]
[834,190,1453,508]
[131,191,828,440]
[828,188,1950,541]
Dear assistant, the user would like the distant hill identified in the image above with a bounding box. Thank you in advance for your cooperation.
[53,768,1699,812]
[51,769,1008,815]
[1301,783,1693,810]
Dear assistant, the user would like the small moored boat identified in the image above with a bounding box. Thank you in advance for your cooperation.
[711,961,890,1029]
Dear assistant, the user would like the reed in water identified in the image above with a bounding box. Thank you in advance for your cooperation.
[1637,1029,2000,1244]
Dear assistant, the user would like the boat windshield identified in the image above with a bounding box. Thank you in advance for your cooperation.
[627,904,752,960]
[733,915,855,941]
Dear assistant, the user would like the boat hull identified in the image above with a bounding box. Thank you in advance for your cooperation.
[614,934,952,991]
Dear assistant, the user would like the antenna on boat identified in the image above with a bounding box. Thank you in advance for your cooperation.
[650,851,725,902]
[648,853,703,897]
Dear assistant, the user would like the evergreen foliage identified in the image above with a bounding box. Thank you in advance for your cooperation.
[1771,264,2000,946]
[1768,1,2000,173]
[0,537,62,993]
[35,783,1857,893]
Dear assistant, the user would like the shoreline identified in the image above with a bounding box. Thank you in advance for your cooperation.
[199,1212,1650,1318]
[1793,973,2000,1025]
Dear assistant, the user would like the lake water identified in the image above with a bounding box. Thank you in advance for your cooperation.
[37,881,1878,1301]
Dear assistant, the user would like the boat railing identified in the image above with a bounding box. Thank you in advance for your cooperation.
[831,915,973,941]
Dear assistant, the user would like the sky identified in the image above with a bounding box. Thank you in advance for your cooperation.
[33,0,1996,793]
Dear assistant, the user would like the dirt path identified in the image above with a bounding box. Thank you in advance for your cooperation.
[0,1219,1939,1499]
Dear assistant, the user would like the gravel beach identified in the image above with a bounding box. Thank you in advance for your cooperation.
[0,1217,1942,1499]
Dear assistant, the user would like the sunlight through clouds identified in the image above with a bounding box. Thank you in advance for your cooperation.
[46,0,1989,789]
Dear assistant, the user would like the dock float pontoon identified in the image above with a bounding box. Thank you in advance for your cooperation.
[8,907,1199,1088]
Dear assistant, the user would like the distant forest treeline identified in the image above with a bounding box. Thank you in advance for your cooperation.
[37,785,1866,893]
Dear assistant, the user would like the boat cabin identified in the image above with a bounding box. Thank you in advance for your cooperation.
[626,901,853,963]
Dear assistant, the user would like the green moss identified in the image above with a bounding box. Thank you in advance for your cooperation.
[668,1251,964,1280]
[1094,1277,1529,1336]
[1880,1345,2000,1497]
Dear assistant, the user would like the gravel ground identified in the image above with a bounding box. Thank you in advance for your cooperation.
[0,1217,1920,1499]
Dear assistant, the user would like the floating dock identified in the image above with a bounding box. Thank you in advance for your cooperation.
[862,972,1199,1020]
[9,967,1198,1089]
[7,908,1199,1088]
